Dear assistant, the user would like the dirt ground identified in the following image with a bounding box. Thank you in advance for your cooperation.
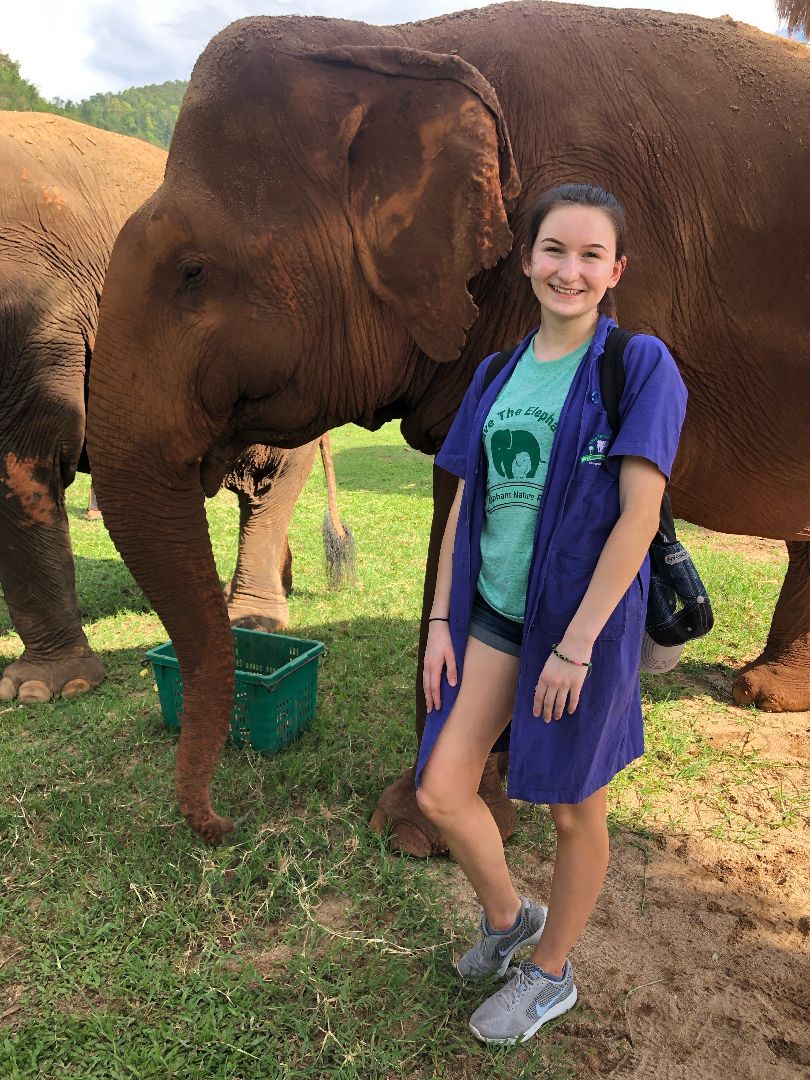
[684,529,787,564]
[438,707,809,1078]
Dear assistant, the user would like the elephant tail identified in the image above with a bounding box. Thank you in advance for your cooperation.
[775,0,810,36]
[319,432,357,590]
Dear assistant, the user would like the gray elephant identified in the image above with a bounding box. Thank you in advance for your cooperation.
[85,6,809,847]
[0,113,346,703]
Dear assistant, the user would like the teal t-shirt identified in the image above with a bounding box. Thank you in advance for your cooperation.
[477,336,591,621]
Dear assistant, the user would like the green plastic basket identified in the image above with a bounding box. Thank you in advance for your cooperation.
[146,627,326,755]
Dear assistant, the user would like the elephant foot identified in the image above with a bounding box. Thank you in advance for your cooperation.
[732,656,810,712]
[225,595,289,633]
[478,754,517,841]
[369,767,442,856]
[0,652,105,703]
[369,758,516,858]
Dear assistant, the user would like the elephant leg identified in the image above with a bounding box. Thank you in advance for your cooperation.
[0,443,104,704]
[732,540,810,712]
[223,441,319,631]
[369,464,515,857]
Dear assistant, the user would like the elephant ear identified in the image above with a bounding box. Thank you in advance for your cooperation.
[314,46,520,363]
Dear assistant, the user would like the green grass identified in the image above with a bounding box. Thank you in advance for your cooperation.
[0,423,801,1077]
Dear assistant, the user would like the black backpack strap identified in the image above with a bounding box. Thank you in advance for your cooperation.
[482,343,523,394]
[656,492,677,545]
[600,327,633,434]
[600,327,677,545]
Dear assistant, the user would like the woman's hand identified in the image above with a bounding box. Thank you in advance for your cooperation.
[423,622,457,713]
[533,639,591,722]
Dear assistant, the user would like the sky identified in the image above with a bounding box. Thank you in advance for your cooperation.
[3,0,792,102]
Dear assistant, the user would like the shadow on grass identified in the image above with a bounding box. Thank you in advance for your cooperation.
[641,658,747,709]
[332,443,432,495]
[0,557,151,638]
[0,560,319,641]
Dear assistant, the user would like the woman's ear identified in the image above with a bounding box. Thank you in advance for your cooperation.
[610,254,627,288]
[521,245,532,277]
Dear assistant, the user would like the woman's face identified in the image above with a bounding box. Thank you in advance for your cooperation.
[522,205,625,321]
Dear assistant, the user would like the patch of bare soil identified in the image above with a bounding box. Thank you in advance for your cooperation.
[433,711,810,1078]
[246,894,355,980]
[0,979,22,1030]
[686,528,786,563]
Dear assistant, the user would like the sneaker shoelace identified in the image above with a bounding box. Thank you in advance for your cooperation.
[498,961,536,1009]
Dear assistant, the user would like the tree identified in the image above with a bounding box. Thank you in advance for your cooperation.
[0,52,187,149]
[55,81,187,149]
[0,52,50,111]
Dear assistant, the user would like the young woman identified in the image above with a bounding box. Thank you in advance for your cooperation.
[415,184,687,1045]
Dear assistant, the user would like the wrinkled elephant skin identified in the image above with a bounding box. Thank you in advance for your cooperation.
[223,441,319,631]
[0,114,165,702]
[0,115,340,710]
[87,6,809,843]
[223,436,353,631]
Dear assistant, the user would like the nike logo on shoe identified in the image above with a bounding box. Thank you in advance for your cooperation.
[497,938,520,957]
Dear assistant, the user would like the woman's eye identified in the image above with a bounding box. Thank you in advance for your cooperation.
[543,246,562,254]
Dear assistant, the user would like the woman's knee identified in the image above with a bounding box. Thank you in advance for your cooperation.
[416,775,467,823]
[415,779,445,822]
[550,803,578,838]
[550,794,607,839]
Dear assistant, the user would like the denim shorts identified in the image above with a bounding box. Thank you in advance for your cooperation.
[468,591,524,657]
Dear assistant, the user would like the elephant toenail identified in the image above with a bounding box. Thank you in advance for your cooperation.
[18,680,53,704]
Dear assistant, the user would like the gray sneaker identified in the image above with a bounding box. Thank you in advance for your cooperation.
[456,897,547,980]
[468,958,577,1044]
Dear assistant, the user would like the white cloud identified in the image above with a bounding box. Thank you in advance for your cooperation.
[3,0,786,102]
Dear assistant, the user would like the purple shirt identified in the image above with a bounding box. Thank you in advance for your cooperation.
[416,315,688,804]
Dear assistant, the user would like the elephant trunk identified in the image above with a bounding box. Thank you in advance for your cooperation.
[87,362,235,843]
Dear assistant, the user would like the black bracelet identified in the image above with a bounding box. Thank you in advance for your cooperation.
[552,644,592,673]
[428,617,450,623]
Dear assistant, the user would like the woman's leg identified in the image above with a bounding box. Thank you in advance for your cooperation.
[529,786,609,976]
[416,637,520,930]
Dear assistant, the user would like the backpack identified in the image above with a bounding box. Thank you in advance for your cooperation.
[481,329,713,669]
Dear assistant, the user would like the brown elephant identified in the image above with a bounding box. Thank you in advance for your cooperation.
[86,433,353,626]
[221,433,356,632]
[0,113,164,702]
[0,113,347,702]
[86,5,809,848]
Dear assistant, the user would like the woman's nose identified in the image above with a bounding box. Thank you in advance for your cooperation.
[557,256,579,282]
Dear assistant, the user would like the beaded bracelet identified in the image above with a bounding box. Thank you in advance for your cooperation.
[552,644,592,674]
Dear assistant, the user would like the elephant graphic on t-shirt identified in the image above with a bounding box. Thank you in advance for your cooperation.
[491,429,544,479]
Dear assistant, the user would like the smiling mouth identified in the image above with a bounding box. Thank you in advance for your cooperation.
[549,284,584,296]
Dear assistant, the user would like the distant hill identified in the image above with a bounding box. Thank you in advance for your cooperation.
[53,81,187,149]
[0,51,186,149]
[0,51,50,111]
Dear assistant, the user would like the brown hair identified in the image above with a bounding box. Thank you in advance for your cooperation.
[523,183,626,318]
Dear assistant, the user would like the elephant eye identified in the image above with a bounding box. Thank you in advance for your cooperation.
[181,263,206,286]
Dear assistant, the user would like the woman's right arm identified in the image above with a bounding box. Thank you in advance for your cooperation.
[423,478,465,713]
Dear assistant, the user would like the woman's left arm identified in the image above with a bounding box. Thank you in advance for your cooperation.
[533,456,665,722]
